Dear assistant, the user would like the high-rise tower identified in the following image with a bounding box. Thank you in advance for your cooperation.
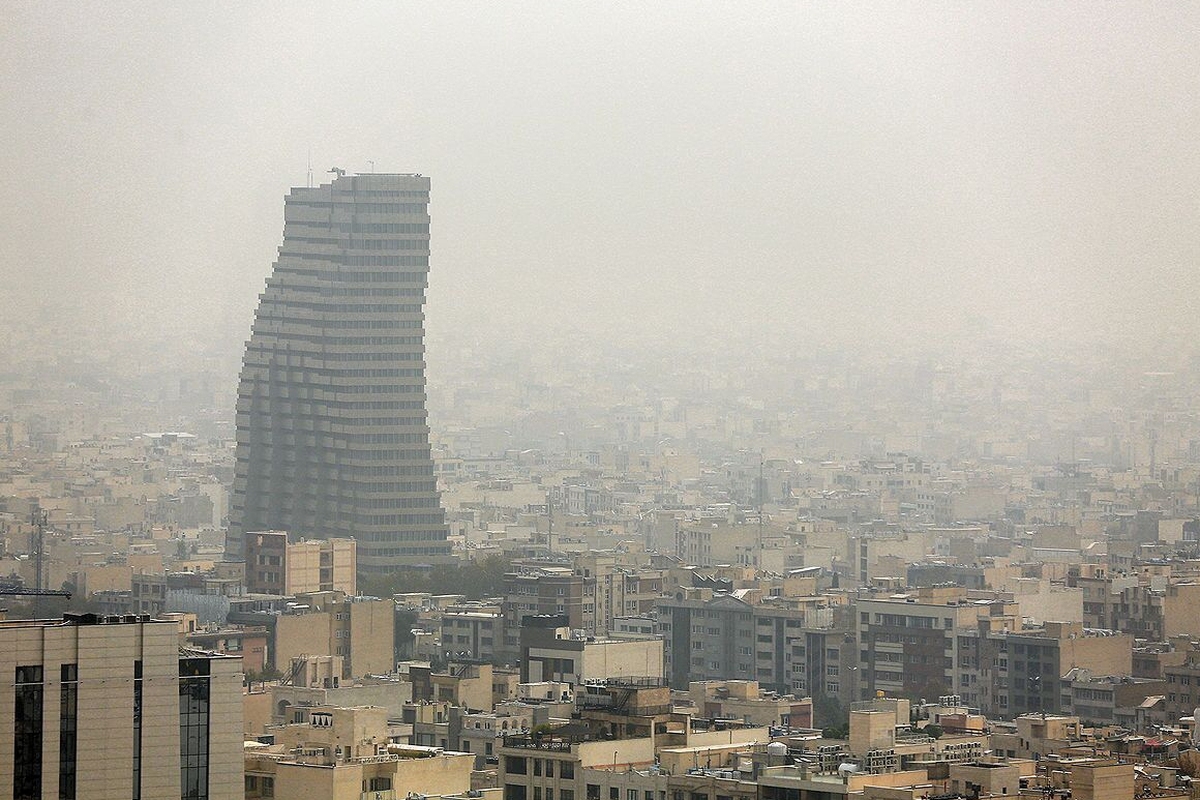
[227,172,452,573]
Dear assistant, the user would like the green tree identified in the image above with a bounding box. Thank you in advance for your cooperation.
[813,692,848,731]
[358,555,514,600]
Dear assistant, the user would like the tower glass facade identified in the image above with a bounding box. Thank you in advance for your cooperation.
[227,173,451,572]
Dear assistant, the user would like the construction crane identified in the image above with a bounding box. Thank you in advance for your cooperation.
[0,509,72,613]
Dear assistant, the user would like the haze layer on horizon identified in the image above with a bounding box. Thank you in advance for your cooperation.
[2,3,1197,367]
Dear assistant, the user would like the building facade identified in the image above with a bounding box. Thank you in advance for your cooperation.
[228,172,451,572]
[0,612,243,800]
[244,530,357,596]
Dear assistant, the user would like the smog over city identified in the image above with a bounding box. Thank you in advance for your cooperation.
[3,5,1200,794]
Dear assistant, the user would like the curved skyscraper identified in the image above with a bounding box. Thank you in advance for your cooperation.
[227,172,452,573]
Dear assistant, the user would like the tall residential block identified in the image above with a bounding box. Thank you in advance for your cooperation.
[0,612,243,800]
[244,530,357,596]
[227,172,452,573]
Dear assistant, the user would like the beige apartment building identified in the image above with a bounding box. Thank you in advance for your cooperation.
[519,616,664,686]
[246,705,474,800]
[274,590,393,678]
[244,530,357,596]
[0,612,243,800]
[687,680,814,728]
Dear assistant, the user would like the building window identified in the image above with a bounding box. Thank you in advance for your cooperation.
[179,658,211,800]
[505,756,528,775]
[60,663,78,800]
[560,762,574,779]
[15,665,44,800]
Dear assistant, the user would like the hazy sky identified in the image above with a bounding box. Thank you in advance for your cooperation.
[3,3,1198,362]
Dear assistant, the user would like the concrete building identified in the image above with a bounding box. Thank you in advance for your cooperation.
[789,622,860,710]
[687,680,814,728]
[855,586,999,701]
[266,655,415,733]
[441,603,506,663]
[504,567,588,652]
[947,759,1026,798]
[959,620,1133,719]
[575,554,665,636]
[1060,668,1168,726]
[271,590,394,678]
[186,624,269,674]
[0,612,243,800]
[845,697,988,773]
[498,726,770,800]
[245,705,474,800]
[227,172,452,572]
[244,530,357,595]
[1159,650,1200,722]
[657,588,847,696]
[519,616,664,687]
[1058,760,1134,800]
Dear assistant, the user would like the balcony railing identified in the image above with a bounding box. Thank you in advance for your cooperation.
[502,735,587,751]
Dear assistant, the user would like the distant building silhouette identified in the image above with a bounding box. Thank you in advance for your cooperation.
[227,172,451,572]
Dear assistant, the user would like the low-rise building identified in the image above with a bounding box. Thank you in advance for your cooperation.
[519,615,663,686]
[687,680,814,728]
[246,705,475,800]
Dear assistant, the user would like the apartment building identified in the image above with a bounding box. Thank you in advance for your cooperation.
[519,615,663,687]
[958,620,1133,719]
[687,680,814,728]
[854,586,992,701]
[246,705,474,800]
[243,530,357,596]
[658,588,843,695]
[504,567,589,654]
[441,602,507,663]
[270,590,394,678]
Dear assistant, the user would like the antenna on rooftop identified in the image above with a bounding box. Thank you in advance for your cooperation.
[307,148,313,188]
[32,507,47,616]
